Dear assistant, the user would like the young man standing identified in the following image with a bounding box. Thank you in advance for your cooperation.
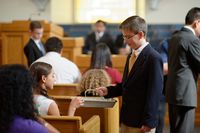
[24,21,46,66]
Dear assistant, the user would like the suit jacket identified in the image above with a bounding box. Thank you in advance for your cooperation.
[24,39,44,66]
[166,27,200,107]
[83,32,117,54]
[105,45,163,128]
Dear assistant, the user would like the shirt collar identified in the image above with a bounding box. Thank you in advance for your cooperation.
[46,52,61,57]
[132,41,148,57]
[184,25,196,35]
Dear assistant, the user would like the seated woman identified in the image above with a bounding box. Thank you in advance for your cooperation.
[30,62,84,116]
[0,64,58,133]
[90,43,122,84]
[79,69,111,96]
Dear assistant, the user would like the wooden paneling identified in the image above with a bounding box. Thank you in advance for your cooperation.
[2,33,28,64]
[62,37,84,62]
[195,79,200,125]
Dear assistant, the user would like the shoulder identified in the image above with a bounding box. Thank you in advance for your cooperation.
[62,57,79,68]
[9,116,48,133]
[24,40,35,49]
[144,45,162,61]
[34,95,54,105]
[105,67,119,73]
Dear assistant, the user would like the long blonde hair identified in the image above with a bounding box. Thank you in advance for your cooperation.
[79,69,111,96]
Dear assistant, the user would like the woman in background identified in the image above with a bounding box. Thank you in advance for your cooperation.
[30,62,84,116]
[0,64,58,133]
[90,43,122,84]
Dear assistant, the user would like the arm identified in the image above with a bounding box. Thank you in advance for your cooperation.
[48,101,60,116]
[68,97,84,116]
[83,35,92,54]
[37,117,60,133]
[163,62,168,75]
[106,34,118,54]
[105,83,123,98]
[158,40,168,75]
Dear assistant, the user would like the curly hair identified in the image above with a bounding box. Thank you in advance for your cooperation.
[0,64,37,133]
[30,62,52,97]
[79,69,111,96]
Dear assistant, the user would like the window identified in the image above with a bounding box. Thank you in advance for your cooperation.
[74,0,136,23]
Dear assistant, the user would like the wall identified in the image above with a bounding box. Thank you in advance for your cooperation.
[0,0,199,24]
[0,0,51,22]
[51,0,74,24]
[146,0,200,24]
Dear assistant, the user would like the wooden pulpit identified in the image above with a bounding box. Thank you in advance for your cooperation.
[1,20,64,65]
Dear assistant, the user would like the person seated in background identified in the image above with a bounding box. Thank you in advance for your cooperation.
[89,43,122,84]
[0,64,59,133]
[33,37,81,84]
[30,62,84,116]
[24,21,46,66]
[115,33,131,55]
[79,69,111,96]
[83,20,117,54]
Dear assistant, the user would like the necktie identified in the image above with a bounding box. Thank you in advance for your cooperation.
[96,34,100,42]
[129,51,137,73]
[39,42,46,55]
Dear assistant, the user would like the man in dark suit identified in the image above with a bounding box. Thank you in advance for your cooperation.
[24,21,46,66]
[96,16,163,133]
[83,20,117,54]
[166,7,200,133]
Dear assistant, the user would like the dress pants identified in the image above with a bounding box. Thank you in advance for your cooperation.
[121,123,156,133]
[168,104,195,133]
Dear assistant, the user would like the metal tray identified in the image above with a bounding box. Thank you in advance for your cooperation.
[81,97,116,108]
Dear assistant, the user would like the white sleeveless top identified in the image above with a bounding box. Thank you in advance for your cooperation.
[33,95,54,116]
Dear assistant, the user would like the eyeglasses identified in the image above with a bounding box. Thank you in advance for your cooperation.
[123,33,138,40]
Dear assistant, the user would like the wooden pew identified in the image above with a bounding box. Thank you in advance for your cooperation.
[48,84,80,96]
[42,115,100,133]
[52,96,119,133]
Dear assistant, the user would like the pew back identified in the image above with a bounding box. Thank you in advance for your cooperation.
[52,96,119,133]
[42,115,100,133]
[48,84,80,96]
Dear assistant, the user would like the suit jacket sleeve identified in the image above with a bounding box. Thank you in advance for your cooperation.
[83,36,90,54]
[104,83,123,98]
[142,54,163,128]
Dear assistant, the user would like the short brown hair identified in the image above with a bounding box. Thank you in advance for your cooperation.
[119,16,147,36]
[30,21,42,31]
[95,20,107,26]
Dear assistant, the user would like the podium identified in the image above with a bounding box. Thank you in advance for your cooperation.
[1,20,64,65]
[1,20,84,65]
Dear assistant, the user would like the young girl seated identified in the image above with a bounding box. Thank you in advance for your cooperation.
[79,69,111,96]
[0,64,59,133]
[30,62,84,116]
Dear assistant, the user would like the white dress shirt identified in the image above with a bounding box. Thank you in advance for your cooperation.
[34,52,81,84]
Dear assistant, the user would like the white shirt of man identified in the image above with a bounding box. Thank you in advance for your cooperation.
[34,52,81,84]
